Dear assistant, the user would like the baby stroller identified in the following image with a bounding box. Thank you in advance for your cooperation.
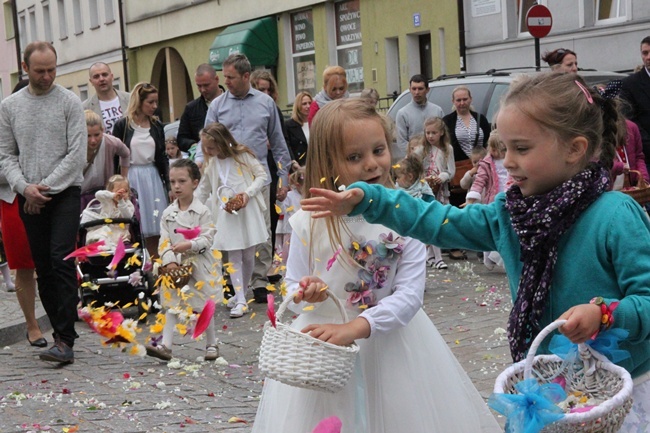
[76,187,157,320]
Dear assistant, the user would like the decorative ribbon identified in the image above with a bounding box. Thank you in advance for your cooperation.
[489,378,566,433]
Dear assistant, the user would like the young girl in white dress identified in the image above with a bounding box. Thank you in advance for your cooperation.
[416,117,455,270]
[146,159,221,361]
[80,175,134,250]
[196,122,268,319]
[273,167,305,273]
[251,99,501,433]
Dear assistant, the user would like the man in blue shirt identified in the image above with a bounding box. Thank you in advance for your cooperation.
[200,54,291,306]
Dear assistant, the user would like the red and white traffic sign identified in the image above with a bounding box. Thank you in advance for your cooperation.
[526,4,553,39]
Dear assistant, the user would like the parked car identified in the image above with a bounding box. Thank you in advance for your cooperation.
[387,68,628,122]
[386,68,628,160]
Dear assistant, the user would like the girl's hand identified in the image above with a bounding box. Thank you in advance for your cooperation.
[465,198,478,205]
[469,166,479,176]
[558,304,602,344]
[301,187,365,218]
[301,317,371,346]
[238,193,249,208]
[171,241,192,254]
[293,276,329,303]
[164,262,179,270]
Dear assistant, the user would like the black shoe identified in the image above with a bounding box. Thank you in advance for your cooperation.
[39,340,74,364]
[267,274,283,283]
[27,332,48,348]
[253,287,269,303]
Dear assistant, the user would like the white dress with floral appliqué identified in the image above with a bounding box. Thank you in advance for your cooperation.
[252,210,501,433]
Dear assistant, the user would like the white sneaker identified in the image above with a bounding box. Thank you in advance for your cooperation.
[230,303,248,318]
[226,296,237,309]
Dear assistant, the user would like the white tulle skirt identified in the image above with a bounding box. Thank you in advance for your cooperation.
[128,164,168,238]
[251,309,501,433]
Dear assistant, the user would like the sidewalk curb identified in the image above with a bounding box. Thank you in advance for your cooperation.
[0,306,51,347]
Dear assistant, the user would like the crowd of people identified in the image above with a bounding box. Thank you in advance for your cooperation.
[0,37,649,432]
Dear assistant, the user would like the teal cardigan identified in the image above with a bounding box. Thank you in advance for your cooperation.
[349,182,650,378]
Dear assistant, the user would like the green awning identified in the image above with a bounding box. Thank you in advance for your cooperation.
[208,17,278,70]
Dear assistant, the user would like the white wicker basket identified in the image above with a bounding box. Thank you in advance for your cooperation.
[258,290,360,393]
[494,320,634,433]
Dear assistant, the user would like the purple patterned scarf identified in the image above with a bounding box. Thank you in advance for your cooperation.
[504,163,610,361]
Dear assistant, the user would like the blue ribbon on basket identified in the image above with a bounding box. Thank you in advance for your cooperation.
[489,378,566,433]
[549,328,631,364]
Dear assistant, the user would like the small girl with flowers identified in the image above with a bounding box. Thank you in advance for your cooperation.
[146,159,221,362]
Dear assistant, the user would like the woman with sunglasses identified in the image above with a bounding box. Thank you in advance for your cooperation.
[113,82,169,260]
[542,48,578,73]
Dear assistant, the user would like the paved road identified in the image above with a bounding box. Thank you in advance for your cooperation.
[0,259,511,432]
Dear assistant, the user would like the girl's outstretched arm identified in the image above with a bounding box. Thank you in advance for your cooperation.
[301,187,365,218]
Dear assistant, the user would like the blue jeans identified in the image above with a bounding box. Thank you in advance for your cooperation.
[19,186,80,347]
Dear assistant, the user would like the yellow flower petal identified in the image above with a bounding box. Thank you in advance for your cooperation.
[320,177,327,184]
[275,204,282,215]
[250,312,256,319]
[442,218,449,225]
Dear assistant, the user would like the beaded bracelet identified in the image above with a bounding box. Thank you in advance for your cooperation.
[589,296,619,339]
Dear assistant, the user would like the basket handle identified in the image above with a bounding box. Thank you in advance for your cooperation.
[629,170,649,188]
[524,320,590,380]
[275,288,351,324]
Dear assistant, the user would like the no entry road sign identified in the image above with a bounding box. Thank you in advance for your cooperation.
[526,4,553,39]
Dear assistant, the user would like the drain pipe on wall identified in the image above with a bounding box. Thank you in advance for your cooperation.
[457,0,467,72]
[118,0,129,91]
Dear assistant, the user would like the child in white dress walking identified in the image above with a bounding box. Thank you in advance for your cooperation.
[273,168,305,273]
[252,99,501,433]
[196,122,268,319]
[146,159,221,361]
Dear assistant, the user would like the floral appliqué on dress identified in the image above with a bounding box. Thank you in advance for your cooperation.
[338,232,404,308]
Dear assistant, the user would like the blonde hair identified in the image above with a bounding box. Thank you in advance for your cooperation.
[106,174,129,191]
[125,82,159,128]
[199,122,256,166]
[422,117,452,160]
[85,109,103,129]
[305,98,393,257]
[394,155,423,182]
[322,65,347,94]
[291,91,313,124]
[486,130,502,155]
[289,167,306,195]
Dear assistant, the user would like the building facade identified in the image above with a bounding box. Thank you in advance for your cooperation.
[463,0,650,73]
[122,0,461,119]
[0,0,19,99]
[13,0,126,100]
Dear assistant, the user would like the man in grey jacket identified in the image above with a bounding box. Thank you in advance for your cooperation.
[395,74,444,160]
[0,41,86,364]
[82,62,130,134]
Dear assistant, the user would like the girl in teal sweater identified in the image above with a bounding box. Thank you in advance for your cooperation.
[303,72,650,431]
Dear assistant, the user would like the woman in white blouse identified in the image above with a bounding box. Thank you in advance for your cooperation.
[112,82,169,260]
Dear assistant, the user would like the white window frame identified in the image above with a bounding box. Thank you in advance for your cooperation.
[89,0,99,29]
[18,10,27,48]
[42,0,52,42]
[78,84,88,101]
[57,0,68,40]
[333,0,364,94]
[288,9,316,98]
[595,0,630,25]
[72,0,82,35]
[28,6,37,41]
[104,0,114,24]
[517,0,547,37]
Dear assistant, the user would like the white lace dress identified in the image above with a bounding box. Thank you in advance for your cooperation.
[251,210,501,433]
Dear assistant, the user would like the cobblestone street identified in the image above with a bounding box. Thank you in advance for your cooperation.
[0,259,511,432]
